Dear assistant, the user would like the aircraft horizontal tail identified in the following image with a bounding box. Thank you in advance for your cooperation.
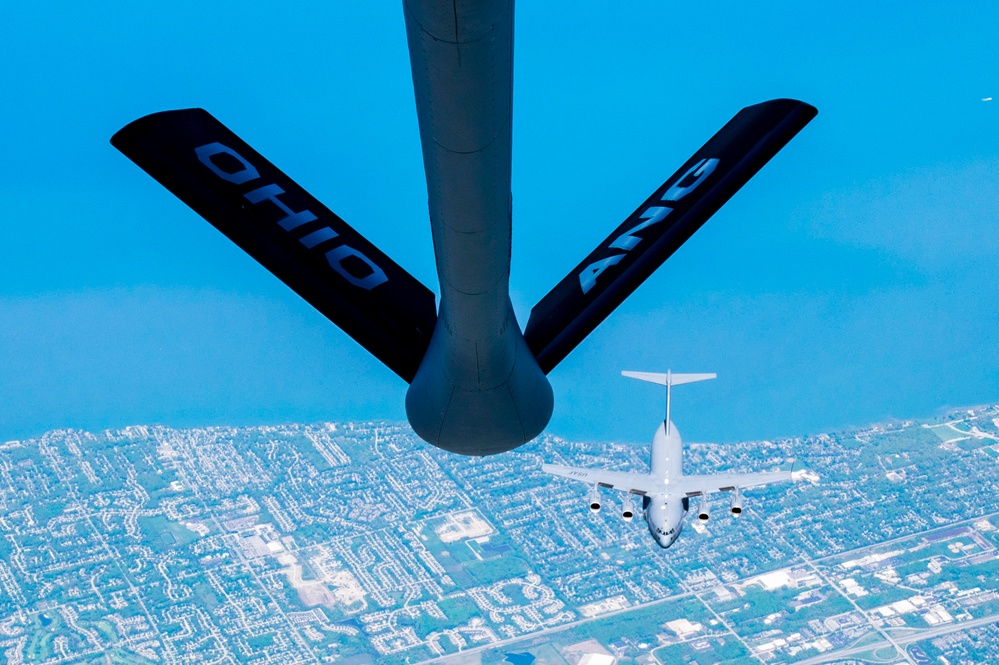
[524,99,817,373]
[112,108,437,382]
[622,371,715,387]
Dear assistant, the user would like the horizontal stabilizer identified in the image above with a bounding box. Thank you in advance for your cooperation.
[112,109,437,382]
[622,371,715,387]
[524,99,817,373]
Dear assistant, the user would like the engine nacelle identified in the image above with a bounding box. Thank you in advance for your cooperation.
[730,488,743,517]
[588,486,601,513]
[622,496,635,522]
[697,497,710,523]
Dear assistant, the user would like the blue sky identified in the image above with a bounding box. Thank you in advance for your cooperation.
[0,2,996,445]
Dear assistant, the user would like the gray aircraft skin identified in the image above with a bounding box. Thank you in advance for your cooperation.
[402,1,553,455]
[543,372,797,548]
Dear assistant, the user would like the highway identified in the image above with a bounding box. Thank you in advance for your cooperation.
[794,614,999,665]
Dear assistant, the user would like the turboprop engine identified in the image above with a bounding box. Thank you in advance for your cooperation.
[588,486,601,513]
[730,488,743,517]
[621,496,635,522]
[697,497,710,523]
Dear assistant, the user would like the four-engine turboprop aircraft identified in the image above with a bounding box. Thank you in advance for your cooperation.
[111,1,817,456]
[543,371,795,548]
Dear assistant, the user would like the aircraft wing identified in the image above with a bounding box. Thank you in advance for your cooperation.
[678,470,793,497]
[541,464,659,495]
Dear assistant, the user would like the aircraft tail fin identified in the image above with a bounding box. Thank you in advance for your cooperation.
[112,108,437,382]
[523,99,817,373]
[623,370,715,437]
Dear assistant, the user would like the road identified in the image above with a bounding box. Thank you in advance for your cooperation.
[424,510,999,664]
[793,614,999,665]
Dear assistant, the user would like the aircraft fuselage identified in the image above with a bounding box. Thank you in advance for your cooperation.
[402,0,553,455]
[645,422,689,548]
[644,493,688,549]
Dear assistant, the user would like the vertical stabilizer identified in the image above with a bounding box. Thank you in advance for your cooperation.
[622,371,715,436]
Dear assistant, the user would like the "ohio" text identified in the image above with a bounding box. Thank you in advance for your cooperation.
[195,142,388,291]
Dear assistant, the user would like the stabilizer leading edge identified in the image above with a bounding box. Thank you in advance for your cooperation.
[112,109,438,382]
[524,99,817,373]
[622,371,716,387]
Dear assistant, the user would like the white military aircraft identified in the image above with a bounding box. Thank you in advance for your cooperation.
[543,371,795,549]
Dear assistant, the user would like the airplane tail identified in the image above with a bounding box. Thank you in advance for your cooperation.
[112,109,437,382]
[622,370,715,437]
[523,99,816,373]
[621,371,716,387]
